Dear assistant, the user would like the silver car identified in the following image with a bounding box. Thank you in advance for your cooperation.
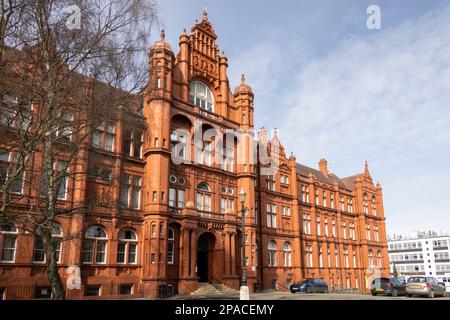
[406,276,446,298]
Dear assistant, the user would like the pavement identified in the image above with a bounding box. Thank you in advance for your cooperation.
[164,291,450,300]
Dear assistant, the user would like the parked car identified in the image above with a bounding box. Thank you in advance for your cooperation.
[406,276,446,298]
[290,278,329,293]
[370,277,406,296]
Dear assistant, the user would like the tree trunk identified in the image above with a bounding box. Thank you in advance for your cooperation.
[42,230,65,300]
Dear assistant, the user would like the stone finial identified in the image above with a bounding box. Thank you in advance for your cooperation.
[241,74,246,84]
[364,160,370,176]
[160,29,165,40]
[203,8,208,20]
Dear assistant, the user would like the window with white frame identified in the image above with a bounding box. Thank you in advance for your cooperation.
[302,214,311,234]
[189,81,214,112]
[330,193,334,209]
[377,250,382,267]
[196,139,213,166]
[224,145,234,172]
[281,205,291,216]
[353,251,357,268]
[306,245,313,267]
[57,112,74,141]
[323,191,327,207]
[319,247,323,267]
[0,148,24,193]
[123,129,143,159]
[342,221,347,239]
[167,227,175,264]
[82,226,107,264]
[340,196,345,211]
[117,229,137,264]
[374,225,379,242]
[332,217,336,237]
[335,250,339,268]
[301,186,307,202]
[0,96,32,129]
[366,224,371,241]
[93,122,115,152]
[0,95,18,126]
[56,161,69,200]
[363,193,368,214]
[327,247,331,268]
[349,223,355,240]
[33,225,63,263]
[280,175,289,185]
[0,223,18,262]
[283,242,292,267]
[316,215,321,236]
[40,160,69,200]
[170,129,188,162]
[348,198,353,213]
[371,196,377,216]
[266,174,275,191]
[344,249,349,268]
[368,250,373,266]
[120,174,141,209]
[169,188,185,209]
[315,189,319,205]
[266,203,277,228]
[268,241,276,267]
[254,201,258,225]
[196,182,211,211]
[324,217,329,237]
[255,242,259,267]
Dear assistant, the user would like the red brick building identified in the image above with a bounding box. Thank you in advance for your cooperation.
[0,12,389,299]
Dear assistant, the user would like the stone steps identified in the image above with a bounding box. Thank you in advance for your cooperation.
[190,283,239,296]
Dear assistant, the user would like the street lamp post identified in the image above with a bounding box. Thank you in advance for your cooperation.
[239,187,249,300]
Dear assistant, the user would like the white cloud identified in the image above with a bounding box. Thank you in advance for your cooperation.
[228,38,314,126]
[277,6,450,233]
[281,7,450,169]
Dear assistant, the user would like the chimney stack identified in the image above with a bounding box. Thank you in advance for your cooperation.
[258,127,268,145]
[319,159,328,176]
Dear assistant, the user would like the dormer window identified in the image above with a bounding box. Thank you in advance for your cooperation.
[189,81,214,112]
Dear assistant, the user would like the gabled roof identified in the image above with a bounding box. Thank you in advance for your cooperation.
[296,163,357,191]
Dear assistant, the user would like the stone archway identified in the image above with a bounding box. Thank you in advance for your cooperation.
[196,232,216,283]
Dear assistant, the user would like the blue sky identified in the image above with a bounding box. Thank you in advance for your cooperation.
[153,0,450,236]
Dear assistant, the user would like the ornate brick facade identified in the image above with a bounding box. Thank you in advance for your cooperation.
[0,12,389,299]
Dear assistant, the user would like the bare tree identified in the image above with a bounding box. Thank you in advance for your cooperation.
[0,0,158,299]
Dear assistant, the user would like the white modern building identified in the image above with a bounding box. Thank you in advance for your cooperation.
[387,231,450,288]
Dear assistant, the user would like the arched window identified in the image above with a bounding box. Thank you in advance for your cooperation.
[189,81,214,112]
[363,193,368,214]
[374,225,379,242]
[167,227,175,264]
[0,223,18,262]
[83,226,107,264]
[33,224,63,263]
[371,196,377,216]
[283,242,291,267]
[268,241,276,267]
[117,229,138,264]
[196,182,211,212]
[368,249,373,267]
[377,250,382,267]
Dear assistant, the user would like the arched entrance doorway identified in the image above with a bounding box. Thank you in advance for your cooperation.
[197,232,216,283]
